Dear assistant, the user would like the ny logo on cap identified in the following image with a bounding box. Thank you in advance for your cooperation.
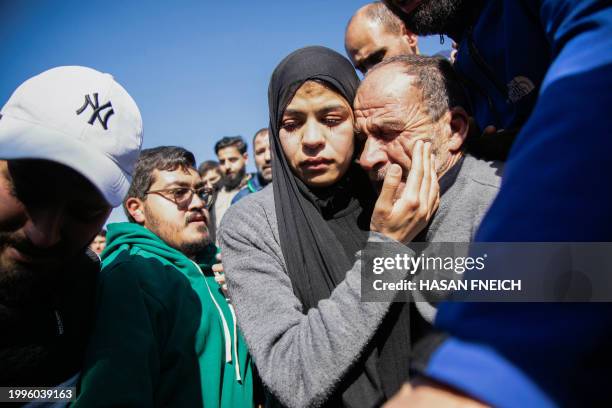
[76,93,114,130]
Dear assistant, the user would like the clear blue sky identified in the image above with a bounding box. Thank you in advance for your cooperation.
[1,0,450,224]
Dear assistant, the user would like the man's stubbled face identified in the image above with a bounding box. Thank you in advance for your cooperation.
[354,64,451,195]
[141,167,211,258]
[217,146,247,191]
[0,160,111,307]
[253,130,273,183]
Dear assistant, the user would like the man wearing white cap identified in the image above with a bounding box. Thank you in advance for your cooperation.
[0,66,142,388]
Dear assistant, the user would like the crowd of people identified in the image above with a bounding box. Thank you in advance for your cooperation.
[1,0,611,407]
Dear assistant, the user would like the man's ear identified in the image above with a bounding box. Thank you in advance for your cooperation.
[447,106,470,152]
[401,25,419,53]
[243,152,248,164]
[125,197,146,224]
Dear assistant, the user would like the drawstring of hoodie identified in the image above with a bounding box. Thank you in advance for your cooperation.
[228,304,241,382]
[192,261,242,382]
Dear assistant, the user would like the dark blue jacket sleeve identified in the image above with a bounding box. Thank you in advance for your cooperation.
[231,187,250,205]
[426,1,612,406]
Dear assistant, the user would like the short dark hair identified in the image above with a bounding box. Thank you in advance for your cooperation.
[97,229,107,237]
[123,146,196,223]
[214,136,247,155]
[198,160,220,177]
[368,54,468,120]
[252,128,269,147]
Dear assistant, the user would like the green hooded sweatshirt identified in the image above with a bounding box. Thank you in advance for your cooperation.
[75,222,253,407]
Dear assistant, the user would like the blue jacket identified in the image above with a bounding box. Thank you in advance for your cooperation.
[231,173,267,204]
[425,1,612,406]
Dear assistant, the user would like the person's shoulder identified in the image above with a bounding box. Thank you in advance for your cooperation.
[70,248,100,282]
[220,183,276,240]
[224,184,274,222]
[231,186,250,204]
[64,249,99,300]
[462,154,504,191]
[101,247,188,289]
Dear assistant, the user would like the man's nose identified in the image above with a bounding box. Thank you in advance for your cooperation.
[359,137,388,172]
[189,190,206,211]
[24,205,66,248]
[264,148,271,163]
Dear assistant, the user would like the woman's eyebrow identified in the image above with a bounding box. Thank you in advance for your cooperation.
[282,109,306,117]
[317,104,349,114]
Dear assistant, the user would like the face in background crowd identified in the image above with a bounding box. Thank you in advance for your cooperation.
[0,159,111,306]
[198,160,224,191]
[355,59,468,195]
[345,2,419,75]
[201,167,222,190]
[253,129,272,183]
[126,165,211,258]
[89,232,106,255]
[279,80,355,188]
[217,145,248,190]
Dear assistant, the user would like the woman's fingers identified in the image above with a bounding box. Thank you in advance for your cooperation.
[427,154,439,219]
[373,163,403,218]
[402,140,424,206]
[418,142,432,215]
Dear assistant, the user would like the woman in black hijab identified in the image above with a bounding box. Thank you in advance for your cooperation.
[220,46,413,408]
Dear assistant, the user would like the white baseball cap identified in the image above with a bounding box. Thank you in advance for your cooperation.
[0,66,143,207]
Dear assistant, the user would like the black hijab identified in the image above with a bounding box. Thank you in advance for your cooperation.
[268,46,412,407]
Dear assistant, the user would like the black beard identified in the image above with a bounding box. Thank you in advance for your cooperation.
[0,266,55,308]
[402,0,475,37]
[179,239,211,258]
[0,234,57,308]
[223,167,246,190]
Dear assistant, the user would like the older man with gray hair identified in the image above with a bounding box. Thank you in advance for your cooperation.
[355,55,503,323]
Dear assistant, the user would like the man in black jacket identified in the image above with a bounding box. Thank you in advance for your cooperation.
[0,66,142,388]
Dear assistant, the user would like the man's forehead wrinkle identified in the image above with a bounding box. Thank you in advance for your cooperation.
[354,94,405,115]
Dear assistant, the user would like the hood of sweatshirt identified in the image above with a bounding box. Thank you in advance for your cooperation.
[100,222,248,389]
[102,222,218,274]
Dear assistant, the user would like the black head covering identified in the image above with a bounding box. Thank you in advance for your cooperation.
[268,46,412,407]
[268,46,371,308]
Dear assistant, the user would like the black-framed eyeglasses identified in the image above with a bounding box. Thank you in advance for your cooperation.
[145,187,214,209]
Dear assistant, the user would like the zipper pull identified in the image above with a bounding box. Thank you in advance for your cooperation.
[54,310,64,336]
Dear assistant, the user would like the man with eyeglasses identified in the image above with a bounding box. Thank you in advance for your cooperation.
[74,146,254,407]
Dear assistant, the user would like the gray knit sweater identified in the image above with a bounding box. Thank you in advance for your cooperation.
[219,154,502,408]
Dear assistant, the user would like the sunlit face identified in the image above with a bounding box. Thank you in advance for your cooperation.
[0,159,111,306]
[253,130,272,182]
[201,168,222,190]
[141,167,210,257]
[217,146,247,190]
[354,63,450,191]
[345,16,417,74]
[279,81,355,188]
[89,234,106,255]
